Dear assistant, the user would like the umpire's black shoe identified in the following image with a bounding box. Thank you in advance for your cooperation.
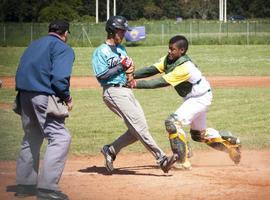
[14,184,37,198]
[101,145,116,172]
[160,154,178,173]
[37,189,69,200]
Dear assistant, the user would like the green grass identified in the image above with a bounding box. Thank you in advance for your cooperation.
[0,45,270,76]
[1,87,270,160]
[0,44,269,160]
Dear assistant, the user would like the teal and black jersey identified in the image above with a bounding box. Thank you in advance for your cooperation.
[92,43,128,86]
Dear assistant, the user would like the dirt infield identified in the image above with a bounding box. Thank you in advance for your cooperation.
[1,76,270,200]
[1,76,270,89]
[1,150,270,200]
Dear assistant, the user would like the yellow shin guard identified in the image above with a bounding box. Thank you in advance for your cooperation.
[169,133,191,169]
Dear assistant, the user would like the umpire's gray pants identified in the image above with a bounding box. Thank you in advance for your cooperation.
[16,91,71,191]
[103,86,166,163]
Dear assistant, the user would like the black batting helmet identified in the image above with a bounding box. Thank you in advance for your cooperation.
[105,16,131,34]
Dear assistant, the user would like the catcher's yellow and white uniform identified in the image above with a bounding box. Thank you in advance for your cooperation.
[135,54,241,168]
[153,55,212,129]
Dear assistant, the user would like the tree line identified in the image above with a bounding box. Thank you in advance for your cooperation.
[1,0,269,22]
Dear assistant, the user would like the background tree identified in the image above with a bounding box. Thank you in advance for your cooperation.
[227,0,245,17]
[157,0,183,19]
[182,0,218,19]
[143,1,163,20]
[0,0,269,22]
[39,1,79,22]
[248,0,270,18]
[116,0,145,20]
[1,0,22,21]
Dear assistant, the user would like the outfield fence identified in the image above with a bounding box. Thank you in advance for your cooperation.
[1,20,270,47]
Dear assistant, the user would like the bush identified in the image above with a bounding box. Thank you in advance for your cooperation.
[77,15,96,23]
[38,2,79,22]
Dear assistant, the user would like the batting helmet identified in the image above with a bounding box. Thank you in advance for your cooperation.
[106,16,131,35]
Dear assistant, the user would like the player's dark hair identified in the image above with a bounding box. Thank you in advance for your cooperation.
[169,35,189,54]
[48,20,70,35]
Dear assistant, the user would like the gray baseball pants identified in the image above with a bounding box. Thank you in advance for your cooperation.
[103,86,166,163]
[16,91,71,191]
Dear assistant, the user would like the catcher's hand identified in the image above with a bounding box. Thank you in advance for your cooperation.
[125,62,135,83]
[126,72,134,83]
[126,79,137,88]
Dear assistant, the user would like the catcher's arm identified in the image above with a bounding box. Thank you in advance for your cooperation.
[127,77,169,89]
[134,65,159,79]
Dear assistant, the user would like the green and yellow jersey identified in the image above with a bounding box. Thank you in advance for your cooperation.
[134,54,211,98]
[153,55,191,87]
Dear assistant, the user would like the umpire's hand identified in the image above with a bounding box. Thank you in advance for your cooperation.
[65,97,73,111]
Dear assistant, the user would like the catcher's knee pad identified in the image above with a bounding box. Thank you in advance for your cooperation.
[169,133,187,163]
[165,114,180,134]
[190,129,204,142]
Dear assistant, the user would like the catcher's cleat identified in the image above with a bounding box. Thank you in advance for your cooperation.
[225,137,241,165]
[160,154,178,173]
[174,160,192,170]
[101,145,116,172]
[228,145,241,165]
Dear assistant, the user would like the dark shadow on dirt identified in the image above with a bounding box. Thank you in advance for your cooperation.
[6,185,18,193]
[6,185,36,197]
[78,165,172,177]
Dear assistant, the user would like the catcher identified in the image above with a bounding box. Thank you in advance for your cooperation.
[127,35,241,169]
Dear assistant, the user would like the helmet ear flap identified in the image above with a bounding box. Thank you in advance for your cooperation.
[105,26,113,35]
[105,18,115,35]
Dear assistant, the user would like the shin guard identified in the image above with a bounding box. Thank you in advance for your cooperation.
[169,133,188,163]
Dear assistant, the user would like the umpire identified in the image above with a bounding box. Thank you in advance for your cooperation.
[14,20,74,200]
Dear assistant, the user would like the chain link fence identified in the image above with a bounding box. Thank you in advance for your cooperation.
[1,20,269,47]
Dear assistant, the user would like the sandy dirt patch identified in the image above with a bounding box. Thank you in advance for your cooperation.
[0,76,270,89]
[0,150,270,200]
